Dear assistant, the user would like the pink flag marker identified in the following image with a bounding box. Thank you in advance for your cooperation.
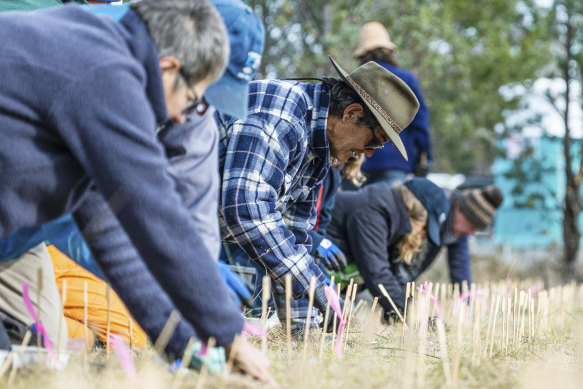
[110,334,142,386]
[242,321,268,338]
[416,281,443,320]
[324,285,347,358]
[458,288,489,313]
[22,281,59,369]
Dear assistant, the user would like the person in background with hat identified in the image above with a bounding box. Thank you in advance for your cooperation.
[325,178,449,319]
[354,21,432,187]
[217,56,419,331]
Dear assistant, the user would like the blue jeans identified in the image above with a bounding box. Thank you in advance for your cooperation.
[220,243,320,332]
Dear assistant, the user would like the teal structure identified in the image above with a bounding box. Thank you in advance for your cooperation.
[492,135,583,248]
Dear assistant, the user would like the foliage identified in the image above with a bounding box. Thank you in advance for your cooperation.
[247,0,553,174]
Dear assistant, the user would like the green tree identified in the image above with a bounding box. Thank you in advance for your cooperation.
[541,0,583,278]
[247,0,552,174]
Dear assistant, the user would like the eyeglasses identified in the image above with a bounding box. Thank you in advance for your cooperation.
[364,125,385,150]
[179,69,210,116]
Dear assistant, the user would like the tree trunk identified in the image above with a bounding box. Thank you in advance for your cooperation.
[562,186,580,280]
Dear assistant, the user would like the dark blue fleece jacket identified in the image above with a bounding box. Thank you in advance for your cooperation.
[0,5,243,351]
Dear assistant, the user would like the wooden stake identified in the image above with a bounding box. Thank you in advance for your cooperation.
[319,276,334,358]
[436,319,452,386]
[505,297,511,354]
[106,284,111,359]
[403,282,411,334]
[285,274,292,367]
[225,334,240,375]
[36,267,43,367]
[362,296,379,344]
[484,294,495,357]
[170,337,196,389]
[129,318,133,350]
[344,283,358,348]
[194,337,215,389]
[471,298,481,366]
[153,311,181,355]
[260,276,271,353]
[378,284,408,329]
[489,295,501,357]
[339,280,354,348]
[56,279,67,362]
[302,277,317,357]
[331,283,341,352]
[83,281,88,372]
[7,330,33,385]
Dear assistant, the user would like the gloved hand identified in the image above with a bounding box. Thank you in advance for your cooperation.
[216,260,253,309]
[313,284,344,333]
[314,239,347,272]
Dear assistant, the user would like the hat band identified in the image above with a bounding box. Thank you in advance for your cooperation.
[344,75,403,135]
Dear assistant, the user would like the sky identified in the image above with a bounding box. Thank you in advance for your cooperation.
[502,78,583,139]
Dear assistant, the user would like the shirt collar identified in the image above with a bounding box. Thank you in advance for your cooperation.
[119,9,168,125]
[308,82,331,164]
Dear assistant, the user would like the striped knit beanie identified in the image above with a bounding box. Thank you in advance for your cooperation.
[457,185,503,229]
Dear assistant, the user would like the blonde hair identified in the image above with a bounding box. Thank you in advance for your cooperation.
[342,153,366,187]
[395,184,428,263]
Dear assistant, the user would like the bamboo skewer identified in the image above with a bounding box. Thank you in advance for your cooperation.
[303,277,317,358]
[261,276,271,354]
[7,330,33,385]
[331,283,341,352]
[343,283,358,349]
[489,295,501,357]
[339,280,354,350]
[170,337,196,389]
[403,282,411,334]
[318,276,334,358]
[106,284,111,359]
[83,281,88,372]
[378,284,408,329]
[285,274,292,367]
[56,279,67,362]
[153,311,181,355]
[225,334,241,376]
[436,318,452,386]
[129,318,133,350]
[36,268,43,368]
[194,337,215,389]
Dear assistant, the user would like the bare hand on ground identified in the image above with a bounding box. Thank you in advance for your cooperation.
[227,336,279,387]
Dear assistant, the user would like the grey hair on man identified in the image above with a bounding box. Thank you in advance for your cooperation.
[130,0,229,85]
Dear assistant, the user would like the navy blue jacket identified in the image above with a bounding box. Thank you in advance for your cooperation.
[326,183,470,314]
[361,61,431,173]
[0,5,243,351]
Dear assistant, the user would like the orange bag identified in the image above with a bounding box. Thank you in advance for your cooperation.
[47,245,148,349]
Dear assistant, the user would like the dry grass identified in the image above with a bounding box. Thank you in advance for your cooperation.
[2,278,582,389]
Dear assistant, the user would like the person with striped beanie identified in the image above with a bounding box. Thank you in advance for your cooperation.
[418,185,504,290]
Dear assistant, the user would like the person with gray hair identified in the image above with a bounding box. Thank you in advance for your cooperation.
[0,0,272,382]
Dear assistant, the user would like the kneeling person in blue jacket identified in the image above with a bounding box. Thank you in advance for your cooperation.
[326,178,503,319]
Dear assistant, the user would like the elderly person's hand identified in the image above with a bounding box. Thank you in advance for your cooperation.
[226,336,278,386]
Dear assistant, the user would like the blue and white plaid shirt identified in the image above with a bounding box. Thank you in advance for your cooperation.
[217,80,330,298]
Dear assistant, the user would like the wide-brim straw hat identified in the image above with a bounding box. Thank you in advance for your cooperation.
[353,21,397,58]
[328,56,419,160]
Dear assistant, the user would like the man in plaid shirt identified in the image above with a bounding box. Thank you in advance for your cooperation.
[217,56,420,329]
